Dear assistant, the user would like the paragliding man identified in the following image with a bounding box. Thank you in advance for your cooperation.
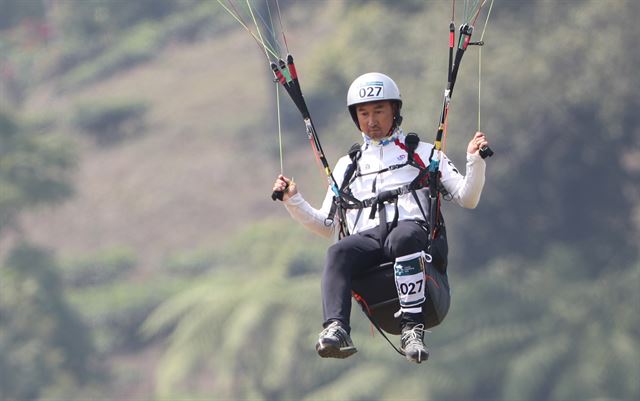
[272,73,489,363]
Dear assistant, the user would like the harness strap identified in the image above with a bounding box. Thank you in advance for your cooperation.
[328,143,364,238]
[376,197,399,248]
[355,160,411,180]
[411,190,429,223]
[352,291,405,356]
[331,134,445,238]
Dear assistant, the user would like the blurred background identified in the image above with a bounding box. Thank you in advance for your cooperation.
[1,0,638,400]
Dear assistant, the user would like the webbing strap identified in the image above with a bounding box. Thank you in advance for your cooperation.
[332,135,440,238]
[376,198,399,248]
[352,291,405,356]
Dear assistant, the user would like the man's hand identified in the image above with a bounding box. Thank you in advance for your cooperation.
[272,174,298,201]
[467,131,490,156]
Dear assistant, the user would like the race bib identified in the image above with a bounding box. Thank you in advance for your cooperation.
[357,81,385,101]
[394,251,431,308]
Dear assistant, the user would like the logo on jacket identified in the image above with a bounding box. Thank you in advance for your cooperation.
[397,154,406,162]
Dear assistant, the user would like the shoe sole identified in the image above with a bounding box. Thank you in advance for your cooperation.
[316,343,358,359]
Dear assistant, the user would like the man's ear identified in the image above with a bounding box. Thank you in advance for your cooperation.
[392,102,403,126]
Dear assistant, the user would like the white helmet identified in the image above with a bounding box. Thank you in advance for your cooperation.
[346,72,403,129]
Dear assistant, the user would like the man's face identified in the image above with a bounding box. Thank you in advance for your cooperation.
[355,100,395,140]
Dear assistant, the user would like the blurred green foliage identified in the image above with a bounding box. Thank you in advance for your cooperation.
[0,0,232,91]
[0,0,45,31]
[142,220,329,399]
[61,23,164,88]
[143,224,640,400]
[72,98,148,145]
[68,277,192,356]
[59,246,137,287]
[53,0,203,39]
[0,243,98,401]
[0,109,76,234]
[162,247,218,277]
[433,247,640,400]
[0,107,93,400]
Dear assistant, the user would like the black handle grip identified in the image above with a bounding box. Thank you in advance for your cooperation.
[479,145,494,159]
[271,180,289,201]
[271,190,284,201]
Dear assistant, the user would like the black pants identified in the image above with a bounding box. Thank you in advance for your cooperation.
[321,220,429,333]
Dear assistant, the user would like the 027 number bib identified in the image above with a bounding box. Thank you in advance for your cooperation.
[394,251,431,308]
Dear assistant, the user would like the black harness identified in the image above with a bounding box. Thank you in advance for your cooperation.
[327,133,448,246]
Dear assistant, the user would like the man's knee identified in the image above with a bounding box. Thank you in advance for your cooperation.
[326,241,353,263]
[386,222,428,256]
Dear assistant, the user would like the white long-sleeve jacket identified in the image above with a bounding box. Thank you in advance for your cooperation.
[284,129,486,240]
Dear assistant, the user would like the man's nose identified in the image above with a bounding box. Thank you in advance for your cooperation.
[367,116,377,127]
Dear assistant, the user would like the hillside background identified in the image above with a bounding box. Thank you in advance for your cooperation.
[1,0,639,400]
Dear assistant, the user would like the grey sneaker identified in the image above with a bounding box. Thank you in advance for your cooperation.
[401,324,429,363]
[315,321,357,359]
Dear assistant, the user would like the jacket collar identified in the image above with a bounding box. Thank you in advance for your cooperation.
[362,127,404,147]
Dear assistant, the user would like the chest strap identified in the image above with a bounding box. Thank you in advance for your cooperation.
[328,133,443,242]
